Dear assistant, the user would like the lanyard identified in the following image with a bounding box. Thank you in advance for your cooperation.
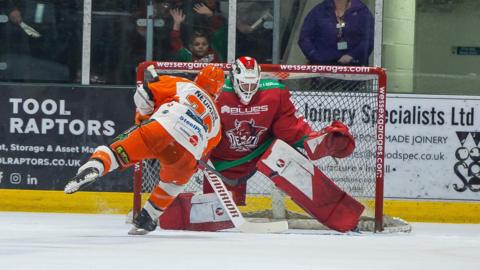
[335,0,350,39]
[336,16,346,39]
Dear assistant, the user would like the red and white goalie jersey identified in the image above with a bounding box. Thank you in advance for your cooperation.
[204,79,313,204]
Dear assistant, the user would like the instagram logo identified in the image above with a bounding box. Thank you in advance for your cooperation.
[10,173,22,184]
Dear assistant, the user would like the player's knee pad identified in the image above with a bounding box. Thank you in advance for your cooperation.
[159,192,234,231]
[148,181,186,210]
[159,149,197,185]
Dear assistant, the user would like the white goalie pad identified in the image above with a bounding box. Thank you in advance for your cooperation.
[190,193,231,223]
[259,140,316,199]
[159,192,235,232]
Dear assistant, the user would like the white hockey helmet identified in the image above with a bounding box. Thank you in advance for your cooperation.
[230,56,261,105]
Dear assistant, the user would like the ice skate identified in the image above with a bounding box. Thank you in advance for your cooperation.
[128,201,162,235]
[64,160,103,194]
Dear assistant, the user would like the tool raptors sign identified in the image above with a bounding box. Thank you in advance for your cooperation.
[0,84,134,191]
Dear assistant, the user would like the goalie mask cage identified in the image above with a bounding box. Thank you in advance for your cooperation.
[133,61,394,233]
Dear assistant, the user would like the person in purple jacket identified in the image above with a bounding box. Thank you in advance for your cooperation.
[298,0,374,66]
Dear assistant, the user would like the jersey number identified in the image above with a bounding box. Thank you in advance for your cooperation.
[186,94,213,132]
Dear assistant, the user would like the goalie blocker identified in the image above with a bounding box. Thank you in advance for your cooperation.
[160,138,363,233]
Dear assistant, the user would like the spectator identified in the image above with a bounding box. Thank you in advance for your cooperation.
[169,8,221,63]
[235,1,273,63]
[0,0,81,82]
[188,0,227,61]
[88,1,138,84]
[131,0,184,64]
[298,0,374,66]
[177,0,271,63]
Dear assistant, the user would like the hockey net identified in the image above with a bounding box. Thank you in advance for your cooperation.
[133,61,410,233]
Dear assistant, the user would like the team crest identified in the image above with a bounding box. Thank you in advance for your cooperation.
[215,207,224,216]
[226,119,267,152]
[276,159,286,168]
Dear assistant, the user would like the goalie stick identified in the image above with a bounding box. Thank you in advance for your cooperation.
[198,160,288,233]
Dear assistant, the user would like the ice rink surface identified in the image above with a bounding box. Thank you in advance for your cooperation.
[0,212,479,270]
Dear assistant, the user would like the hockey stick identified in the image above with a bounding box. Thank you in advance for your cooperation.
[198,160,288,233]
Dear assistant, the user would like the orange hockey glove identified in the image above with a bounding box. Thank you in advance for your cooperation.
[135,111,151,125]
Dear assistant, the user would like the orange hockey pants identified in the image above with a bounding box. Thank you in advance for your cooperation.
[91,120,197,210]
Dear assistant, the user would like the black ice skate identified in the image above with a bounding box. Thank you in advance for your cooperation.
[128,208,159,235]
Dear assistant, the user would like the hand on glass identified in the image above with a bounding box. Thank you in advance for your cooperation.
[194,3,213,17]
[170,8,185,31]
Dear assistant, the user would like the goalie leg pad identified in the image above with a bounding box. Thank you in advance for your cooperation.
[159,193,234,231]
[257,139,364,232]
[203,178,247,206]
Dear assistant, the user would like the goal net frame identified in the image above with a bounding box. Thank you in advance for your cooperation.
[133,61,387,232]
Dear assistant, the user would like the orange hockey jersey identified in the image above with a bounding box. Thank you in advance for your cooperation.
[140,75,222,160]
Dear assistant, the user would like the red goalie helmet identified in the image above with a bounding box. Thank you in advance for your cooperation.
[230,56,261,105]
[195,65,225,98]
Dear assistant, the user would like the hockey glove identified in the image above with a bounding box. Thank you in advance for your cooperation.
[303,120,355,160]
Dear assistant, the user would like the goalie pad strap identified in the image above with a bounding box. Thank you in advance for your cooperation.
[257,139,364,232]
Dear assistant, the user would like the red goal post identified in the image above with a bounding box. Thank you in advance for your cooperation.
[133,61,390,232]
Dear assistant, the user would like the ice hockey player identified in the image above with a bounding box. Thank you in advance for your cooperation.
[64,64,225,235]
[159,56,364,233]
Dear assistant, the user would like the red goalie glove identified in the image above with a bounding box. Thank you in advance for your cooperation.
[303,120,355,160]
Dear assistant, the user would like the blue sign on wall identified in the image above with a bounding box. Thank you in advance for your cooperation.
[452,46,480,56]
